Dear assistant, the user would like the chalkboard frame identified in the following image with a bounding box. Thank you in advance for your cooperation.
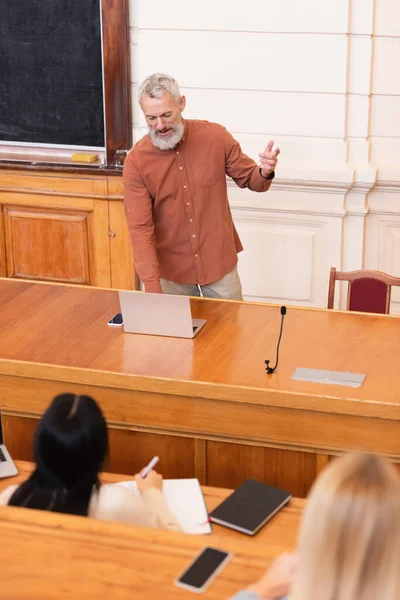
[102,0,132,168]
[0,0,131,170]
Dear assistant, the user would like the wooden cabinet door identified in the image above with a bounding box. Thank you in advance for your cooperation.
[0,169,137,289]
[107,175,136,290]
[0,206,7,277]
[3,201,111,287]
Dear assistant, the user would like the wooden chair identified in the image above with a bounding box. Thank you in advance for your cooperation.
[327,267,400,314]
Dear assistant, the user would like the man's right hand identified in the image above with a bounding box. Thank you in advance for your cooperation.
[144,281,163,293]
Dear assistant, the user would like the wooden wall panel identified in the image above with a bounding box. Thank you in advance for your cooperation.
[0,207,6,277]
[3,207,90,283]
[103,428,196,479]
[206,441,319,498]
[3,417,197,481]
[0,169,134,289]
[2,415,38,462]
[393,462,400,476]
[3,413,399,496]
[107,198,136,290]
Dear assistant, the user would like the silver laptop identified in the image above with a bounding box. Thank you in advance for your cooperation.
[0,412,18,478]
[118,291,207,339]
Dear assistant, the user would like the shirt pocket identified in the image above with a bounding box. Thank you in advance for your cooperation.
[192,159,224,188]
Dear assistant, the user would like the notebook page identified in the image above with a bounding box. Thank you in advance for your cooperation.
[111,478,211,535]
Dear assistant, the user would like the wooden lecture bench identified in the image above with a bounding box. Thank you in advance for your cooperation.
[0,279,399,498]
[0,461,303,599]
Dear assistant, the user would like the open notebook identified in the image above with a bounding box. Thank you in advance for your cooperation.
[111,478,211,535]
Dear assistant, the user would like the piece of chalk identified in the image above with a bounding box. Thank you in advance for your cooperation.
[71,152,99,163]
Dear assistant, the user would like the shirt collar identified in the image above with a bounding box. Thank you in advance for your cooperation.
[181,118,188,144]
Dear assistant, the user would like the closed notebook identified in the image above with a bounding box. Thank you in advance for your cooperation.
[209,479,291,535]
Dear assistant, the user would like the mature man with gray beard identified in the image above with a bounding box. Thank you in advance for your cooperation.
[123,73,279,299]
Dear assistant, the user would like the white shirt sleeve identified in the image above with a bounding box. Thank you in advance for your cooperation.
[0,485,19,506]
[89,485,182,532]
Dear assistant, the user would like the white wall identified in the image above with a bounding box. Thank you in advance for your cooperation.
[128,0,400,312]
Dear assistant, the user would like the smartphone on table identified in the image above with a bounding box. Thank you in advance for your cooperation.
[108,313,123,327]
[174,546,232,593]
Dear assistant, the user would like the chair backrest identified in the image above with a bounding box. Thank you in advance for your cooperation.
[327,268,400,314]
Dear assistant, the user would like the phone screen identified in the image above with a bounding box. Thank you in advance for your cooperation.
[108,313,123,326]
[175,547,232,592]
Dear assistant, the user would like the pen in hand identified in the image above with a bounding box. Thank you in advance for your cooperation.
[140,455,159,479]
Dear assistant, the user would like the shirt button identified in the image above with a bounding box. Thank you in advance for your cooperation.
[183,185,187,189]
[189,219,193,222]
[186,202,190,205]
[179,166,183,170]
[176,151,179,155]
[195,254,198,257]
[192,234,196,238]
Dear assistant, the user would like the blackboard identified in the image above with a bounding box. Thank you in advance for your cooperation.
[0,0,105,148]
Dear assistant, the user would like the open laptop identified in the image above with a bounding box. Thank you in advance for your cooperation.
[0,411,18,478]
[118,291,207,339]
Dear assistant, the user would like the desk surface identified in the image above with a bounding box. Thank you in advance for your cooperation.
[0,278,399,419]
[0,462,302,599]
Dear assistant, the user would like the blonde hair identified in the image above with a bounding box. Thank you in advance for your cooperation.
[290,453,400,600]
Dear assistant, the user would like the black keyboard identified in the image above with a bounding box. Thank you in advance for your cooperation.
[0,447,6,462]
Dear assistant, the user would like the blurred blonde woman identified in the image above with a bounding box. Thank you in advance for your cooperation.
[230,452,400,600]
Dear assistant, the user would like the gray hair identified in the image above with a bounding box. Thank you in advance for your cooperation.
[139,73,181,104]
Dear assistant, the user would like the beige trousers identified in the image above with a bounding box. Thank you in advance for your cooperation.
[160,266,243,301]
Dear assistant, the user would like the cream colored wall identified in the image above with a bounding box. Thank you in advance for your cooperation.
[128,0,400,311]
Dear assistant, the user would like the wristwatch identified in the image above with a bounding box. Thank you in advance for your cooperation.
[260,168,275,181]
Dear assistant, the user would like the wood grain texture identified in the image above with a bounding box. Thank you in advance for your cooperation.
[206,442,318,498]
[0,206,6,277]
[2,415,38,462]
[194,438,207,484]
[0,461,303,599]
[0,169,135,289]
[0,280,400,415]
[0,280,400,497]
[0,168,108,199]
[107,198,136,290]
[3,206,91,283]
[101,0,132,167]
[103,429,196,479]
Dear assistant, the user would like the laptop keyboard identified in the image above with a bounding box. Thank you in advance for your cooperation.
[0,447,6,462]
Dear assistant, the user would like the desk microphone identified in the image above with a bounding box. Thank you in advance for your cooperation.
[265,306,287,374]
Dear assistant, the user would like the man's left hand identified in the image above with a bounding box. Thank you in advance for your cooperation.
[259,140,280,177]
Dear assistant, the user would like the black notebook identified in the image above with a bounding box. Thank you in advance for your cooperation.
[209,479,292,536]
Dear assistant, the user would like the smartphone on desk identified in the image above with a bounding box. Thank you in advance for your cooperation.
[174,547,232,594]
[108,313,123,327]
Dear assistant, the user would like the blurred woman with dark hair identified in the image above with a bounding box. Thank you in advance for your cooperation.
[0,393,180,531]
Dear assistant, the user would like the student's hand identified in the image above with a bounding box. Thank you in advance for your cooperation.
[259,140,280,177]
[247,553,298,599]
[134,470,163,492]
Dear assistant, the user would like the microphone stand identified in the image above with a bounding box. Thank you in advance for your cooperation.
[265,306,287,374]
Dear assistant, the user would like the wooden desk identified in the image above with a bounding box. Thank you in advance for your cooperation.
[0,462,302,599]
[1,279,400,497]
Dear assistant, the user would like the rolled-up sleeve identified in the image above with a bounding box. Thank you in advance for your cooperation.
[223,128,273,193]
[123,154,163,293]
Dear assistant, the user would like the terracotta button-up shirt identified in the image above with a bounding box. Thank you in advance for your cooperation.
[123,119,273,293]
